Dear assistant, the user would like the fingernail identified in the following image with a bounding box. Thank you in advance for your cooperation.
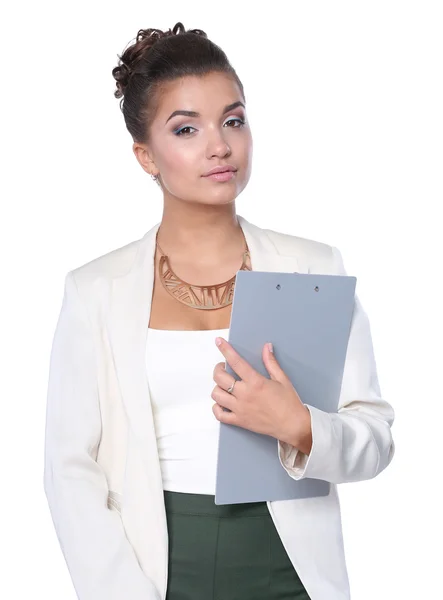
[215,337,223,346]
[267,342,273,353]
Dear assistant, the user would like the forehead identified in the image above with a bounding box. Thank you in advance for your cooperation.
[157,72,243,115]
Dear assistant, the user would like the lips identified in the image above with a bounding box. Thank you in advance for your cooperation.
[203,166,237,177]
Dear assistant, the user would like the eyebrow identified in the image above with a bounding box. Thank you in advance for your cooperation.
[165,101,246,125]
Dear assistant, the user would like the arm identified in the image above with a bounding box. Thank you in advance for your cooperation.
[277,246,395,483]
[43,271,160,600]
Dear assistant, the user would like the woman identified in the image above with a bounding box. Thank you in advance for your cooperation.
[43,22,395,600]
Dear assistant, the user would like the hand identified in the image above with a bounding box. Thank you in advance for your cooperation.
[211,337,312,449]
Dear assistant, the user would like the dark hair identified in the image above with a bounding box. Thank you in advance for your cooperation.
[112,22,245,143]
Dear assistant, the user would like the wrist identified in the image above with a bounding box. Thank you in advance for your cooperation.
[280,405,312,455]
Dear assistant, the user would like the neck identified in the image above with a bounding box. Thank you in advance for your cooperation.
[156,203,246,265]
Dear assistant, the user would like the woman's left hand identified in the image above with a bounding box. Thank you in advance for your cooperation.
[212,337,312,449]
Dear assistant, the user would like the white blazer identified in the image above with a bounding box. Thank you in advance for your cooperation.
[43,215,395,600]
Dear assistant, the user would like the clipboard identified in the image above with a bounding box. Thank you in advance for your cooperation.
[214,270,356,505]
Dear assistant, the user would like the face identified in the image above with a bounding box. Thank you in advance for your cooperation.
[133,72,253,206]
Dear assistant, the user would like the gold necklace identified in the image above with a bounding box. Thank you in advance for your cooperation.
[155,228,251,310]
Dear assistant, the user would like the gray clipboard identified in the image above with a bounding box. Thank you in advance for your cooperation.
[215,270,356,505]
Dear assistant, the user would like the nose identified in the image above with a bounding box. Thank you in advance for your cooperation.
[206,128,232,159]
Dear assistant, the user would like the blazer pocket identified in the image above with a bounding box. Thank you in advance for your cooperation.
[107,490,123,515]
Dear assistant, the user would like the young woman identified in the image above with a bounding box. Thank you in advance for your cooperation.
[43,22,395,600]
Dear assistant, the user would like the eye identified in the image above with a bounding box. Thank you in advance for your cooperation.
[174,125,196,136]
[174,118,246,137]
[225,118,246,128]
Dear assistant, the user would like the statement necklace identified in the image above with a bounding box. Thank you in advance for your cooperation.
[155,229,251,310]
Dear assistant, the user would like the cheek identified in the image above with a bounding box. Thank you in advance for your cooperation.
[160,143,199,182]
[241,132,253,167]
[230,132,253,188]
[229,130,253,172]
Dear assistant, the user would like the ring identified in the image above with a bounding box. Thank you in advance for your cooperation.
[227,379,236,394]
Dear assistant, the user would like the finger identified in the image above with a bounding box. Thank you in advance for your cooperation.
[215,337,258,383]
[261,342,289,383]
[212,401,238,425]
[211,385,237,411]
[213,362,242,394]
[213,361,226,379]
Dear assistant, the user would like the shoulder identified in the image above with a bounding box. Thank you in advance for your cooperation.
[68,233,144,288]
[265,225,332,258]
[259,223,343,274]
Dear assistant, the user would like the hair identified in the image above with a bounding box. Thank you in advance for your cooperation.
[112,22,246,144]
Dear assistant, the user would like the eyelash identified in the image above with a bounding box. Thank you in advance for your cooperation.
[173,118,246,137]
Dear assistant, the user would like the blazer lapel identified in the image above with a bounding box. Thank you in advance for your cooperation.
[105,215,308,475]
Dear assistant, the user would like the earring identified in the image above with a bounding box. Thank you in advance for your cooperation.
[150,173,158,181]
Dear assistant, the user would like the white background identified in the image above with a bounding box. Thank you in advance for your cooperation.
[1,1,442,599]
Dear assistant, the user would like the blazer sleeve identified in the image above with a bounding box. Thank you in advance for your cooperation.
[43,271,160,600]
[277,246,396,484]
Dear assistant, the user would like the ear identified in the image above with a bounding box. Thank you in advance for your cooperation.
[132,142,157,176]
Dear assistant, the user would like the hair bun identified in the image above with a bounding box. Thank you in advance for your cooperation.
[113,22,191,98]
[112,63,132,98]
[112,22,211,97]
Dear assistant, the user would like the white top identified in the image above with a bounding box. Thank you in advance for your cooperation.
[146,326,230,494]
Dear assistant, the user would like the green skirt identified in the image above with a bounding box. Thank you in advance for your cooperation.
[164,490,311,600]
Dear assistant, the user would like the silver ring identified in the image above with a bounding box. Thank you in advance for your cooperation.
[227,379,236,394]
